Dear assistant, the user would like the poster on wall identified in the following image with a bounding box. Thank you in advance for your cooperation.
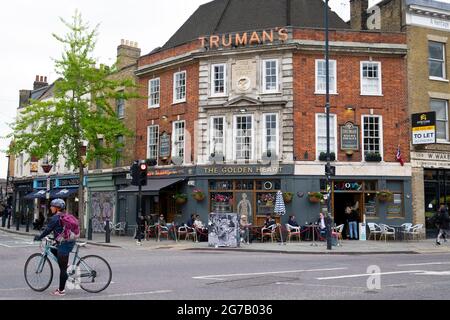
[208,213,239,248]
[91,192,116,233]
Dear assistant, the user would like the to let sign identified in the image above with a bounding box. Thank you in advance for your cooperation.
[340,122,359,151]
[412,112,436,145]
[159,132,171,158]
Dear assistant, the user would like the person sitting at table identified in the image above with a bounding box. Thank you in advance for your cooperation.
[186,214,195,228]
[287,215,299,228]
[317,212,327,239]
[194,214,208,241]
[264,214,276,229]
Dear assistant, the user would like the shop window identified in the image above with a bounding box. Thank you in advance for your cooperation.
[209,180,233,191]
[365,181,377,191]
[257,192,277,216]
[210,192,233,213]
[235,180,254,190]
[387,193,404,217]
[364,193,377,217]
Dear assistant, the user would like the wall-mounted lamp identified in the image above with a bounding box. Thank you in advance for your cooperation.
[346,106,355,112]
[239,108,247,113]
[161,115,168,121]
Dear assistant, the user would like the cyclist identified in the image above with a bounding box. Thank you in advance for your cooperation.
[33,198,76,296]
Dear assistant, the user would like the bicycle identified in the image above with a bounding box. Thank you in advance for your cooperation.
[24,237,112,293]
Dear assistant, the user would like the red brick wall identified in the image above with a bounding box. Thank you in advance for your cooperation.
[293,52,409,163]
[139,40,201,67]
[135,61,199,163]
[293,29,406,44]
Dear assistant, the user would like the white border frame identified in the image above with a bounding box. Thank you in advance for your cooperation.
[147,125,160,160]
[429,41,447,81]
[172,120,186,164]
[431,98,449,142]
[148,78,160,109]
[211,63,227,97]
[315,59,337,95]
[233,114,254,161]
[361,114,384,162]
[262,59,279,94]
[173,71,187,104]
[209,116,226,159]
[315,113,338,160]
[262,113,280,157]
[360,61,383,96]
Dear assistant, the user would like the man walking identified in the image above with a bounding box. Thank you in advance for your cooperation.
[435,205,450,246]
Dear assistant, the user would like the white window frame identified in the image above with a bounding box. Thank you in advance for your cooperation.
[431,99,449,142]
[315,113,338,160]
[262,59,279,94]
[172,120,186,164]
[148,78,160,108]
[315,59,337,94]
[362,115,384,161]
[429,41,447,81]
[360,61,382,96]
[262,113,279,157]
[211,64,227,97]
[147,125,159,160]
[233,114,254,161]
[173,71,187,104]
[209,116,226,158]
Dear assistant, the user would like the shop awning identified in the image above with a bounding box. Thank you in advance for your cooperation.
[23,190,47,200]
[118,178,185,195]
[49,188,79,199]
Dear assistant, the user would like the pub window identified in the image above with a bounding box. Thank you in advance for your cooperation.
[361,61,382,96]
[209,180,233,191]
[429,41,446,79]
[316,113,337,159]
[234,115,253,160]
[263,113,279,157]
[211,64,227,96]
[363,115,383,159]
[148,78,160,108]
[147,125,159,160]
[173,71,186,104]
[315,59,337,94]
[431,99,449,141]
[235,180,254,190]
[210,116,225,158]
[262,59,279,93]
[116,95,124,119]
[364,193,378,217]
[172,121,185,163]
[386,181,404,217]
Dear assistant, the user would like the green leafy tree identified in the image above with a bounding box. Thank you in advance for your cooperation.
[8,11,138,235]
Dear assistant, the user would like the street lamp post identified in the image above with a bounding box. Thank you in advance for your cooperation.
[42,162,53,225]
[325,0,333,251]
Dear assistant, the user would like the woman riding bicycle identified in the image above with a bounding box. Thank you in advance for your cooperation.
[33,198,76,296]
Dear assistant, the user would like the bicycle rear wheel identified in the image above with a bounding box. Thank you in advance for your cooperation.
[24,253,53,292]
[76,255,112,293]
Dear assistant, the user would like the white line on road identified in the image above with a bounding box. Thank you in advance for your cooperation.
[317,270,425,280]
[415,271,450,276]
[398,262,450,267]
[72,290,173,299]
[276,282,367,290]
[193,267,348,280]
[0,287,29,292]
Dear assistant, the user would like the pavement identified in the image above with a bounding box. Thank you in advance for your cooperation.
[2,225,450,254]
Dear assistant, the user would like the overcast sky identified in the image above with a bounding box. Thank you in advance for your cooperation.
[0,0,398,178]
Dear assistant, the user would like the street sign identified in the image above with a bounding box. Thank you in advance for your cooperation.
[340,122,359,151]
[412,112,436,145]
[159,132,171,158]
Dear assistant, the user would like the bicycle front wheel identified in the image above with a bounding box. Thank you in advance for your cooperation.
[76,255,112,293]
[24,253,53,292]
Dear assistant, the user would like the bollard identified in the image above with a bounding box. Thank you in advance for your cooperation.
[87,218,93,241]
[26,213,30,233]
[105,219,111,243]
[16,213,20,231]
[7,214,11,229]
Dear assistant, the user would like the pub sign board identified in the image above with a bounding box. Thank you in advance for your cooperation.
[340,122,359,151]
[412,112,436,145]
[159,132,171,158]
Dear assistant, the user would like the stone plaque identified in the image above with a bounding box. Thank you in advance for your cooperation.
[159,132,171,158]
[340,122,359,151]
[232,60,256,93]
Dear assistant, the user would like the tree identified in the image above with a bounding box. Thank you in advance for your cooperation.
[8,11,138,235]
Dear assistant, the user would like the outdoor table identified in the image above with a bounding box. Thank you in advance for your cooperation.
[303,224,320,246]
[389,225,405,241]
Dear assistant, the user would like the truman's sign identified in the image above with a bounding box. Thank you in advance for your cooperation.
[200,28,288,50]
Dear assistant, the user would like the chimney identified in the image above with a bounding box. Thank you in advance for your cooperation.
[19,90,31,108]
[350,0,369,30]
[33,75,49,90]
[117,39,141,70]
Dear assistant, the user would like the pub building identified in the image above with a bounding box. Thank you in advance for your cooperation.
[131,0,413,231]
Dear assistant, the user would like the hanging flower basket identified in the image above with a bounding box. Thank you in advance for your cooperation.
[283,192,294,203]
[192,189,205,201]
[377,190,393,202]
[308,192,324,203]
[173,193,188,205]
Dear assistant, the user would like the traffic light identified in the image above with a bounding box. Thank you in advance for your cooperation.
[325,164,336,177]
[139,161,148,186]
[130,161,139,186]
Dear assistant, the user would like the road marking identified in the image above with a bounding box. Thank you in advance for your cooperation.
[72,290,172,299]
[398,262,450,267]
[415,271,450,276]
[276,282,367,290]
[193,267,348,280]
[0,287,29,292]
[317,270,425,280]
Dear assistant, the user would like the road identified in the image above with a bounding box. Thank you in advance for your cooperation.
[1,230,450,300]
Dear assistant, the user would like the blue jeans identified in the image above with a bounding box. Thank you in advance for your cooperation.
[349,221,358,239]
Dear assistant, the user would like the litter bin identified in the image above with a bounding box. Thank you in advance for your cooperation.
[208,213,239,248]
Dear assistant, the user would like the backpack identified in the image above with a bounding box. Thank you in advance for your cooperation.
[56,213,80,242]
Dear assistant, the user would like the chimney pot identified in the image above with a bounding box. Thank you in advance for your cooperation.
[121,39,125,45]
[40,76,43,82]
[44,76,47,82]
[35,75,39,81]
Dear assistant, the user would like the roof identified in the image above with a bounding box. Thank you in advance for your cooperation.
[162,0,349,50]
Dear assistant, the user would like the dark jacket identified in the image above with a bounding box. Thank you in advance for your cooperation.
[436,210,450,230]
[348,210,359,223]
[264,218,276,228]
[287,218,299,227]
[36,213,64,241]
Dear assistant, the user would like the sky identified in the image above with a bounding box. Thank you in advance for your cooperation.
[0,0,414,178]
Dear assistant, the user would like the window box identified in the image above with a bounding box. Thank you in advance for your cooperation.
[365,152,382,162]
[319,152,336,162]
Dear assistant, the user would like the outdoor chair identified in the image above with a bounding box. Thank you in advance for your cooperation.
[286,224,301,243]
[157,224,170,242]
[178,225,197,242]
[367,223,382,241]
[380,224,396,242]
[261,224,278,243]
[195,226,209,242]
[145,224,157,240]
[332,224,344,246]
[406,224,424,241]
[400,223,413,240]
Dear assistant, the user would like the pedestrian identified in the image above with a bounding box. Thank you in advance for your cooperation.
[317,212,327,239]
[0,202,6,228]
[33,199,78,296]
[346,202,359,240]
[135,215,146,246]
[435,204,450,246]
[240,214,251,244]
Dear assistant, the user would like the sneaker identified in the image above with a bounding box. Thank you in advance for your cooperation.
[51,289,66,296]
[436,241,441,246]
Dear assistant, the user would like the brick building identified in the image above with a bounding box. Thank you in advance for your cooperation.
[128,0,411,229]
[350,0,450,229]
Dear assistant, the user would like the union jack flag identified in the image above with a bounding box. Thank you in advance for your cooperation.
[396,146,405,166]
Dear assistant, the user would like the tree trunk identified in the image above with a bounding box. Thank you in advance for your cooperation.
[78,164,86,238]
